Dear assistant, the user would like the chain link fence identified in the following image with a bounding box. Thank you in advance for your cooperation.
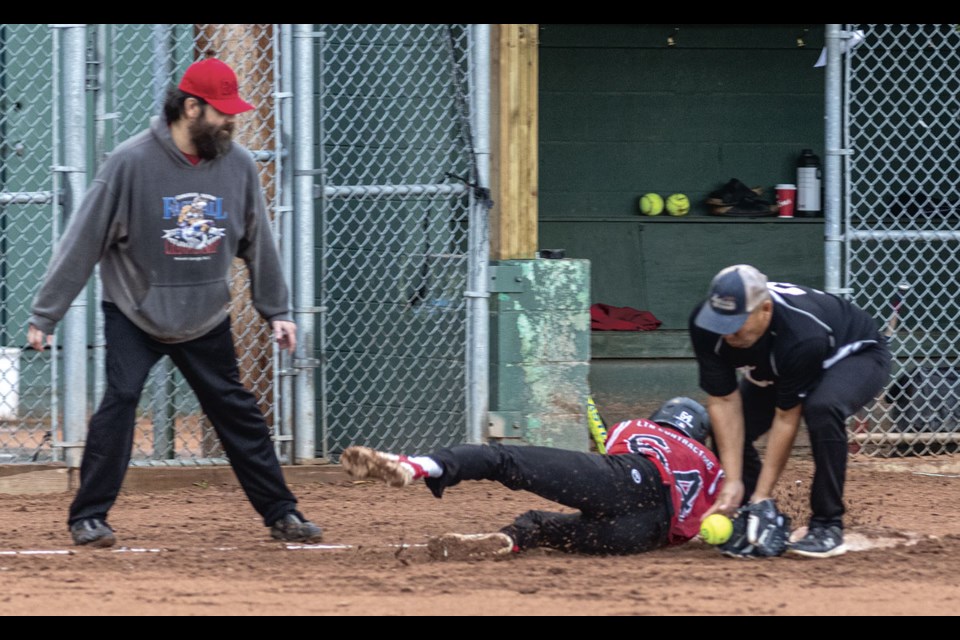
[0,24,478,466]
[843,24,960,456]
[318,24,472,457]
[90,24,286,465]
[0,25,57,463]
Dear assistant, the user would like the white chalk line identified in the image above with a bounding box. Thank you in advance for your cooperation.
[0,543,429,556]
[284,543,428,551]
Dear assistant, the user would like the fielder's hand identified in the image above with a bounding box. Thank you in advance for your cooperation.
[703,478,744,519]
[744,498,791,557]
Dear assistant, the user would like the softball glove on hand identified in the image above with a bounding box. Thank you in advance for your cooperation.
[744,498,791,557]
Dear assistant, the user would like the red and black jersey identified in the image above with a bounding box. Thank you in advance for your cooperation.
[605,418,724,544]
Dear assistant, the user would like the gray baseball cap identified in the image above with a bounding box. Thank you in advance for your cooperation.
[694,264,771,335]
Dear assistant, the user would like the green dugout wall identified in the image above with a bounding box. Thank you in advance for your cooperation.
[535,24,828,421]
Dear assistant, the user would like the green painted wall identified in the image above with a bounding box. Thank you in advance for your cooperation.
[538,23,826,217]
[489,259,592,452]
[535,24,828,420]
[540,217,825,330]
[538,23,828,330]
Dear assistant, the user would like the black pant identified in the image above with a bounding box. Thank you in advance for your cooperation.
[68,302,300,528]
[426,443,671,555]
[739,343,892,529]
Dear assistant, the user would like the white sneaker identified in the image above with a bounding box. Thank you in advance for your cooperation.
[427,532,515,560]
[340,446,427,488]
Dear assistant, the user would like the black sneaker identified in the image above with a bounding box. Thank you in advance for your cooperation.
[270,513,323,543]
[70,518,116,548]
[718,512,763,559]
[787,525,847,558]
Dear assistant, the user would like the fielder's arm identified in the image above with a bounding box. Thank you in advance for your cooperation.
[703,390,746,517]
[750,404,802,502]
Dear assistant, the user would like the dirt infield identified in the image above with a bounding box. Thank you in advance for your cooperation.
[0,454,958,616]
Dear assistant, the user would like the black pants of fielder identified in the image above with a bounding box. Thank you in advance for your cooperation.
[424,443,671,555]
[68,302,301,528]
[739,343,892,530]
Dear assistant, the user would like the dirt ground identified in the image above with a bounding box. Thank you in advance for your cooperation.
[0,453,959,616]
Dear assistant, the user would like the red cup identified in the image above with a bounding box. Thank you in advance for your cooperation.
[776,184,797,218]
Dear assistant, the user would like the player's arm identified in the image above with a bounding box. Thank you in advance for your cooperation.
[750,404,802,502]
[28,178,118,343]
[703,390,745,517]
[750,338,824,501]
[238,164,293,325]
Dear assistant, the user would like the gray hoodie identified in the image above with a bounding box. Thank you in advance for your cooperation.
[29,116,291,343]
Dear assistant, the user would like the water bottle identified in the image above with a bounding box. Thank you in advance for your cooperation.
[796,148,822,217]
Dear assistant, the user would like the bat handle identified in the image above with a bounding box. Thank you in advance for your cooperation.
[587,395,607,455]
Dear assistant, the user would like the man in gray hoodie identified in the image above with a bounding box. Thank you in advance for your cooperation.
[26,58,322,547]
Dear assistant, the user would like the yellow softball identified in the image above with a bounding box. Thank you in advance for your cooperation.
[639,193,664,216]
[700,513,733,545]
[665,193,690,216]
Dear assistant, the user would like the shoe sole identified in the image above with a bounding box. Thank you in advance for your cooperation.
[340,446,412,488]
[75,534,116,548]
[787,543,848,559]
[272,531,324,543]
[427,533,513,561]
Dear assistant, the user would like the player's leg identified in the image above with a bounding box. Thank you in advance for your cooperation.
[738,379,777,506]
[343,442,673,555]
[68,302,163,546]
[168,317,321,541]
[412,447,670,556]
[790,344,891,557]
[500,508,670,555]
[426,444,665,515]
[344,441,663,515]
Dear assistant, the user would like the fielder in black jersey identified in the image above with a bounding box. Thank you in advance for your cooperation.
[691,264,891,559]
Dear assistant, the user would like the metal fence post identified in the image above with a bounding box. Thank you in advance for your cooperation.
[466,24,491,445]
[147,25,176,460]
[824,24,844,297]
[277,24,295,463]
[91,24,107,409]
[58,24,88,469]
[293,24,317,462]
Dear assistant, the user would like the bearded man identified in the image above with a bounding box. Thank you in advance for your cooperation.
[27,58,322,548]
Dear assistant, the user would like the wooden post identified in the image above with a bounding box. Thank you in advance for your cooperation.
[491,24,539,260]
[194,25,277,453]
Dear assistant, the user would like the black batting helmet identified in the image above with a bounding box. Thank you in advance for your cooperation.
[649,397,710,444]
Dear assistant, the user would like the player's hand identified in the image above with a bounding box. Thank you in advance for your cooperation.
[703,478,744,519]
[27,324,51,351]
[272,320,297,355]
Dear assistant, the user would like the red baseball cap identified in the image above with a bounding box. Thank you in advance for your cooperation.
[178,58,254,115]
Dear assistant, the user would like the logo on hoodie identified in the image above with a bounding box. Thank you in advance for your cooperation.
[162,193,226,256]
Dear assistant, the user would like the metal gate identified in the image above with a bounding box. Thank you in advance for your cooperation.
[316,25,475,458]
[0,24,484,466]
[838,24,960,456]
